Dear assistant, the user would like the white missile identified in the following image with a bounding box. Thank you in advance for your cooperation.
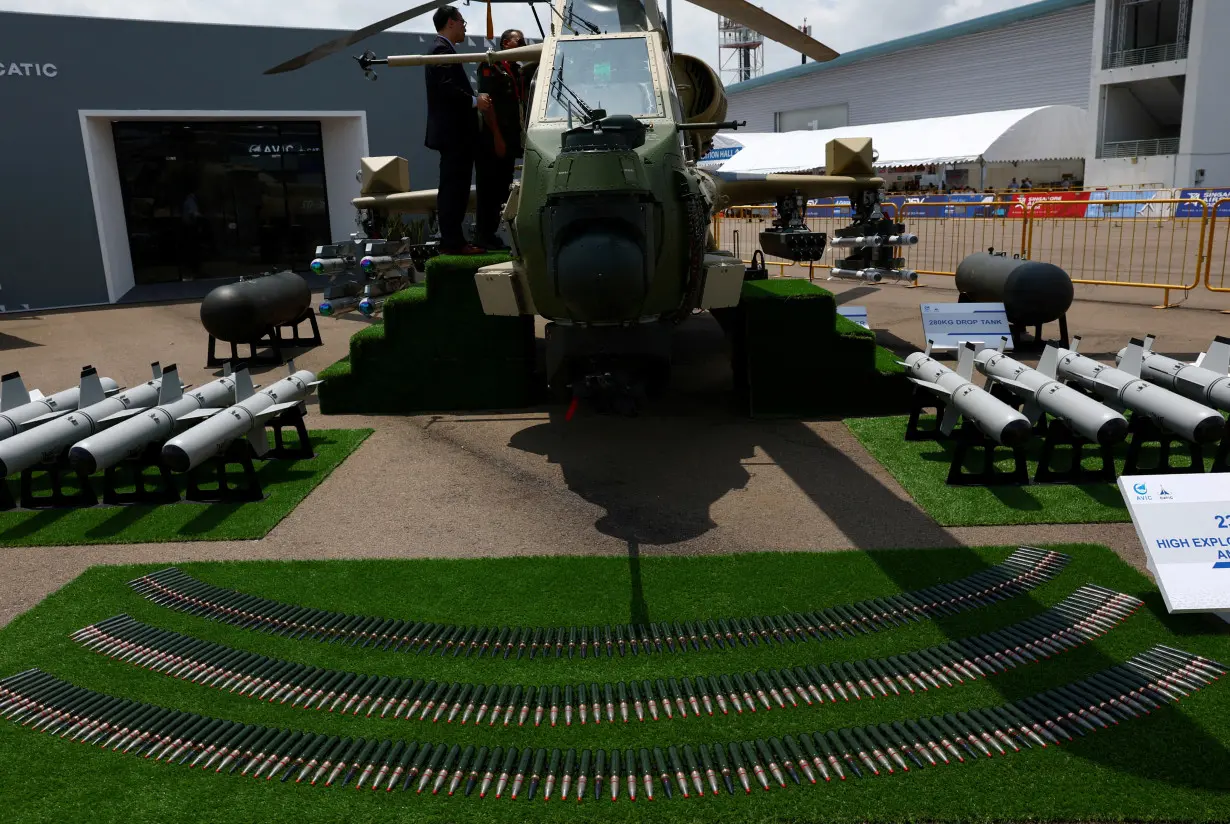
[0,363,165,477]
[0,370,120,440]
[68,364,242,475]
[975,337,1129,445]
[901,341,1033,446]
[1055,336,1225,444]
[161,363,321,473]
[1115,335,1230,414]
[830,267,918,283]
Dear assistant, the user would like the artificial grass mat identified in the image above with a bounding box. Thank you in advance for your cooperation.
[0,429,371,547]
[845,415,1229,527]
[1,544,1228,823]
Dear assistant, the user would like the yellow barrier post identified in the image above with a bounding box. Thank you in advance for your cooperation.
[1203,198,1230,314]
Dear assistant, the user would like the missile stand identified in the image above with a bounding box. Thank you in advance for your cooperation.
[184,401,314,504]
[904,386,1030,487]
[985,381,1117,485]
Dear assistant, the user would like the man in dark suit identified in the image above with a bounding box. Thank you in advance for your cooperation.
[425,5,491,255]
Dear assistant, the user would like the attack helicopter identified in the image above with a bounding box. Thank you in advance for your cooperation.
[267,0,912,412]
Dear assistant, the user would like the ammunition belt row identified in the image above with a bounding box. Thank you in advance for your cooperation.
[127,548,1068,659]
[72,584,1140,726]
[2,645,1220,801]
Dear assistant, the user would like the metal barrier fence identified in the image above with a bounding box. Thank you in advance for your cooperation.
[1205,199,1230,312]
[713,196,1230,309]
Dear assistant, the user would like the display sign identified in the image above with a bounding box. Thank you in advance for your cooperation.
[920,303,1013,351]
[1119,473,1230,619]
[837,306,870,330]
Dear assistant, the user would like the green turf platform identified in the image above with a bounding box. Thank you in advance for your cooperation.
[318,254,539,414]
[1,545,1228,823]
[713,279,911,418]
[0,429,370,547]
[846,414,1229,526]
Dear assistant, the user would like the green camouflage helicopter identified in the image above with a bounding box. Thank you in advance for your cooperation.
[268,0,907,413]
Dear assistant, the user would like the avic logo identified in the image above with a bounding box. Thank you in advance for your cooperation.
[1133,483,1147,495]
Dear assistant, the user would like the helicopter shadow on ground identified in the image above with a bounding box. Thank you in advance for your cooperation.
[508,313,1229,792]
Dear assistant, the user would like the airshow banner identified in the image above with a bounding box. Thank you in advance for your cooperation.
[1175,188,1230,218]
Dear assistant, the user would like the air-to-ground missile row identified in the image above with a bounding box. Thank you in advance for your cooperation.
[70,584,1142,726]
[311,237,423,319]
[902,335,1230,482]
[127,548,1067,659]
[2,645,1221,801]
[0,360,321,507]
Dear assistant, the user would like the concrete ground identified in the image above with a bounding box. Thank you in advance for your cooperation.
[1,275,1228,628]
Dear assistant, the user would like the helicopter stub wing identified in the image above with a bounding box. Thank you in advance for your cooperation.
[688,0,840,63]
[710,172,884,206]
[387,42,544,67]
[353,186,478,214]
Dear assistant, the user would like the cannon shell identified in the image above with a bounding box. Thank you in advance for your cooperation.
[955,253,1073,326]
[199,272,311,343]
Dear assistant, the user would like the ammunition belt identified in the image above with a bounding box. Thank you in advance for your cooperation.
[127,547,1068,659]
[3,645,1220,800]
[73,584,1141,726]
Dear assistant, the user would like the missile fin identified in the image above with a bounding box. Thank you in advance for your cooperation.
[287,359,297,375]
[175,407,224,422]
[247,428,271,458]
[1037,346,1060,379]
[234,367,255,402]
[997,336,1008,354]
[1203,337,1230,376]
[97,407,148,425]
[0,372,31,411]
[924,340,934,357]
[19,408,72,428]
[906,377,952,397]
[255,401,302,424]
[1070,336,1082,354]
[939,404,960,436]
[1120,339,1146,378]
[223,362,233,377]
[992,376,1032,394]
[956,343,976,381]
[151,362,162,380]
[78,367,105,408]
[158,365,183,405]
[1143,334,1155,352]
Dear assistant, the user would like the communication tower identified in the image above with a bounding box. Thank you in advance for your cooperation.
[718,14,764,85]
[799,19,812,64]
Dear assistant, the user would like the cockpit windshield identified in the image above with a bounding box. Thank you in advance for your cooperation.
[545,37,662,120]
[563,0,650,34]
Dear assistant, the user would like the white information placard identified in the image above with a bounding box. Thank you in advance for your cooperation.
[837,306,870,330]
[1118,473,1230,618]
[920,303,1014,351]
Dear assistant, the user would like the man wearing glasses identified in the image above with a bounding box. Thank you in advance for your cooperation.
[425,5,492,255]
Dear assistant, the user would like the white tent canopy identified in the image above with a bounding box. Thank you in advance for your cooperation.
[707,106,1089,175]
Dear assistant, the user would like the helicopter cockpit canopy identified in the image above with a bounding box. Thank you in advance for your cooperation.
[543,35,664,122]
[563,0,651,34]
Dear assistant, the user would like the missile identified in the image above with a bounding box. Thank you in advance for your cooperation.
[318,297,362,317]
[900,342,1033,446]
[830,267,918,284]
[161,362,320,473]
[68,365,242,475]
[1115,335,1230,414]
[0,364,165,478]
[309,257,348,275]
[0,370,120,440]
[828,234,918,248]
[1054,337,1225,444]
[975,339,1129,445]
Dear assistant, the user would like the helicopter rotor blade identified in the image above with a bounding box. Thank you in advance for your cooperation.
[387,42,544,67]
[263,0,450,75]
[686,0,840,63]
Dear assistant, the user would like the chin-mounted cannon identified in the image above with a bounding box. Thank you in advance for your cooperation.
[759,189,828,262]
[827,189,918,285]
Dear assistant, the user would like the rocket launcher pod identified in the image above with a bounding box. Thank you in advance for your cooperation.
[901,342,1033,446]
[1055,337,1225,444]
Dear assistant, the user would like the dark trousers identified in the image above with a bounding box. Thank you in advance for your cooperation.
[436,144,474,249]
[474,142,518,240]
